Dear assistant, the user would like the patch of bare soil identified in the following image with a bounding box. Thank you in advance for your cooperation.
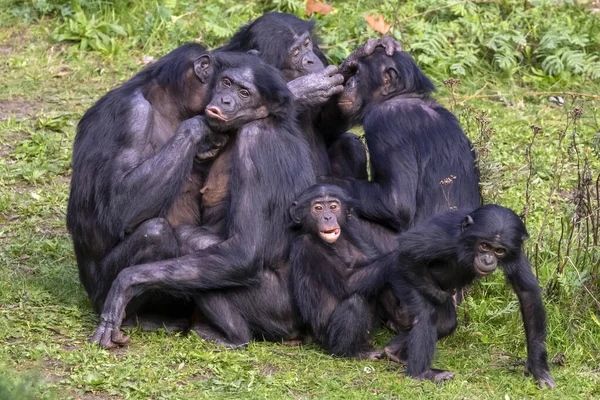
[0,98,39,121]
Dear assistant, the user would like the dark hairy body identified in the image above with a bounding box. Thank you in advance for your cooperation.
[66,43,227,319]
[290,184,389,359]
[351,205,556,388]
[89,53,316,349]
[337,48,481,231]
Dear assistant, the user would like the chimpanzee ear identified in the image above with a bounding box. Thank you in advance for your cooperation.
[382,66,400,95]
[289,201,302,224]
[462,215,474,231]
[194,54,213,83]
[247,49,261,57]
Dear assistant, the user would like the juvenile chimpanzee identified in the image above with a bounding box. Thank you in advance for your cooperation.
[221,12,401,179]
[289,184,383,359]
[67,43,228,317]
[350,205,556,388]
[336,49,480,231]
[90,53,317,349]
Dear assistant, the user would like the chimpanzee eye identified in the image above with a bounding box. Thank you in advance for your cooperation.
[238,89,250,99]
[304,38,310,47]
[292,48,300,57]
[222,78,231,88]
[479,243,491,252]
[330,204,338,210]
[495,248,506,257]
[314,205,323,212]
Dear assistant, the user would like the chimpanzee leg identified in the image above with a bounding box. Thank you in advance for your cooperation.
[436,298,458,340]
[93,218,179,312]
[174,225,222,255]
[193,291,252,348]
[384,333,409,364]
[326,295,383,360]
[328,132,368,180]
[405,296,455,382]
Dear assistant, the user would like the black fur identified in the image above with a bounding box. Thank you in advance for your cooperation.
[351,205,555,387]
[289,185,382,359]
[221,12,367,179]
[89,53,317,349]
[67,43,220,314]
[340,49,480,231]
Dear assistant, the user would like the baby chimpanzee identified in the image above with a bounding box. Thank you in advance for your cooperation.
[289,184,383,360]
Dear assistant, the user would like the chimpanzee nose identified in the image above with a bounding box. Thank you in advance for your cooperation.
[306,59,313,65]
[324,214,331,221]
[221,96,231,105]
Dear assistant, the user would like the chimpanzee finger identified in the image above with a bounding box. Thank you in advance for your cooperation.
[328,85,344,97]
[323,65,339,77]
[380,35,403,55]
[361,38,378,57]
[112,329,130,345]
[329,73,344,87]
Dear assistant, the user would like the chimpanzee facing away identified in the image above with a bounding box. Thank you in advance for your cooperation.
[289,184,384,359]
[90,52,317,349]
[337,49,480,231]
[221,12,400,179]
[66,43,229,318]
[350,205,556,388]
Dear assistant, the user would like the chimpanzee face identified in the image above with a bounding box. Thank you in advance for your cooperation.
[338,50,399,121]
[473,239,506,275]
[205,67,269,132]
[311,195,343,243]
[281,32,324,81]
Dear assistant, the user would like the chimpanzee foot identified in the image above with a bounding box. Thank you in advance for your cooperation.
[528,367,557,389]
[414,368,455,383]
[357,349,385,361]
[384,345,407,364]
[122,314,190,332]
[90,316,129,349]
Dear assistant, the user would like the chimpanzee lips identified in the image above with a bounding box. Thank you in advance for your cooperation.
[206,107,227,121]
[319,228,340,243]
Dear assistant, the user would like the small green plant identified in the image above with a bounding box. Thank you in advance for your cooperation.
[51,9,126,56]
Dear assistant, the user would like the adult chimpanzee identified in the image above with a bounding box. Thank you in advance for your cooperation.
[66,43,229,318]
[350,205,556,388]
[336,48,480,231]
[289,184,384,360]
[220,12,402,179]
[90,53,317,349]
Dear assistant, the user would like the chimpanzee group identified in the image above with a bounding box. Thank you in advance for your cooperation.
[66,12,555,388]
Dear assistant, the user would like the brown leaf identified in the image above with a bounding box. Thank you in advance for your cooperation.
[306,0,333,16]
[363,13,391,35]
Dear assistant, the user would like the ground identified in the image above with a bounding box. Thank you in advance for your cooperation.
[1,4,599,400]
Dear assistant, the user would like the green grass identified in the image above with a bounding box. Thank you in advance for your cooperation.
[1,1,600,399]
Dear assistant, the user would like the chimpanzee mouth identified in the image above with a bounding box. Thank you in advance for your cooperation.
[206,107,227,121]
[319,228,340,243]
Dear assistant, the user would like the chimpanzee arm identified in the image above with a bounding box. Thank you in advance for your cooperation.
[111,113,222,236]
[503,254,556,388]
[91,142,266,349]
[350,144,418,231]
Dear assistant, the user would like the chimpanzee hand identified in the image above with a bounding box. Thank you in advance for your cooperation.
[339,36,403,81]
[195,129,229,162]
[287,65,344,109]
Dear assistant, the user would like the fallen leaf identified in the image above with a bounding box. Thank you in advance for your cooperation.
[364,13,391,34]
[55,70,70,78]
[306,0,333,16]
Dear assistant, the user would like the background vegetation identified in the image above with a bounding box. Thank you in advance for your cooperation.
[1,0,599,398]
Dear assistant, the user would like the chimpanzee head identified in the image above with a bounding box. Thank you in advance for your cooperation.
[290,184,353,244]
[143,44,218,118]
[222,12,327,82]
[459,205,529,276]
[204,52,293,132]
[338,48,436,122]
